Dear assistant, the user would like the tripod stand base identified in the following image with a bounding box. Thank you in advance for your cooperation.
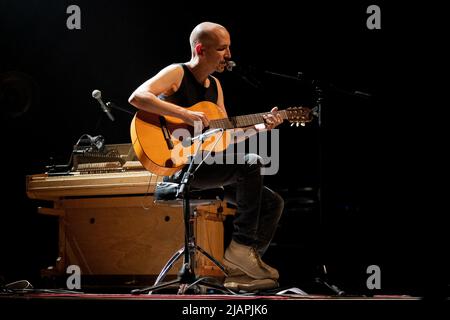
[131,275,228,295]
[131,244,228,295]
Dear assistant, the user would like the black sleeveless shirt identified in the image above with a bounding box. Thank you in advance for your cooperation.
[158,64,218,107]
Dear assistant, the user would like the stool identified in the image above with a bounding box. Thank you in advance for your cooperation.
[131,182,229,294]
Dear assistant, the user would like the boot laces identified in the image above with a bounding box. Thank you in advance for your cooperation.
[250,247,265,269]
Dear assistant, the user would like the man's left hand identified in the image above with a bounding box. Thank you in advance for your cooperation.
[262,107,283,130]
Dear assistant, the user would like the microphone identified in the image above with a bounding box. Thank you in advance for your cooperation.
[184,128,223,145]
[92,89,115,121]
[226,60,236,71]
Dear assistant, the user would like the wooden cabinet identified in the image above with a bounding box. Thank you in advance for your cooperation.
[26,170,233,281]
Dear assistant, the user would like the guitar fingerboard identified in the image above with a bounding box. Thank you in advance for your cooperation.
[209,111,288,129]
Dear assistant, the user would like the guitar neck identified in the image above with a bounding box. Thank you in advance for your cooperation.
[209,110,288,129]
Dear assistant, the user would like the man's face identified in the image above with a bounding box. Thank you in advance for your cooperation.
[203,29,231,73]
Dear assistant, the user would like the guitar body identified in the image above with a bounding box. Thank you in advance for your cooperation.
[131,101,230,176]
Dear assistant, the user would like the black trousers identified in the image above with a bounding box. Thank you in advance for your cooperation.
[184,153,284,256]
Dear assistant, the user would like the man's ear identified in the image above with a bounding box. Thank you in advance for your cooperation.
[195,43,203,55]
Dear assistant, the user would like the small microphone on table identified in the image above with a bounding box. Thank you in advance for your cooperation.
[92,89,115,121]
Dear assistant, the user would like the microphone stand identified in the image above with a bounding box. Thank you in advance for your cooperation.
[264,70,372,99]
[105,101,135,116]
[264,69,363,295]
[93,100,135,131]
[264,70,301,82]
[311,79,346,296]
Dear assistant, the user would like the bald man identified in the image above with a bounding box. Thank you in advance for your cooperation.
[129,22,284,292]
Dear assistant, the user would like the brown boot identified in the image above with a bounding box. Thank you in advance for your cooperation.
[224,275,279,292]
[223,240,279,280]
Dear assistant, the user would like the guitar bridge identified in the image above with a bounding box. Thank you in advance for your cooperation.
[159,116,174,150]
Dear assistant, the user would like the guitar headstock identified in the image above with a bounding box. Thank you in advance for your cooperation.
[285,106,314,127]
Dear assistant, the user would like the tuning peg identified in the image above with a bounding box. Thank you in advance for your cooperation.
[291,123,295,127]
[296,122,300,127]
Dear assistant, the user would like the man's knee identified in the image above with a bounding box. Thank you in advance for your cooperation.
[271,192,284,220]
[273,191,284,212]
[244,153,263,166]
[264,187,284,212]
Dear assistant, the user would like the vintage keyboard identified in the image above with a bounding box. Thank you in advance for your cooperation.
[26,143,165,200]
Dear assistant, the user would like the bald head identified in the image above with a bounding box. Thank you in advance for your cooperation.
[189,22,228,51]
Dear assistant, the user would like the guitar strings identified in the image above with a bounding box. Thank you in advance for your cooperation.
[193,130,225,175]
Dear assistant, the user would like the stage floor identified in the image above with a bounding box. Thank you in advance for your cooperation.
[5,288,448,320]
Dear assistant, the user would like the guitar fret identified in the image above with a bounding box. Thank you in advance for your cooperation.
[212,119,219,129]
[255,114,263,124]
[240,116,247,127]
[231,116,238,128]
[247,115,251,125]
[240,116,247,128]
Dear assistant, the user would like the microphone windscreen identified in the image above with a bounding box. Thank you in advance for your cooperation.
[226,61,236,71]
[92,89,101,99]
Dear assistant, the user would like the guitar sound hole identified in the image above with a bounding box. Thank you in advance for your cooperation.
[165,159,174,168]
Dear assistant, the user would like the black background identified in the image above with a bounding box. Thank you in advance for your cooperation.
[1,1,447,297]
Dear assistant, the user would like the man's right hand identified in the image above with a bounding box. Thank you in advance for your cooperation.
[181,110,209,129]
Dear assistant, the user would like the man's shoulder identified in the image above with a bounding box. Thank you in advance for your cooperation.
[163,63,184,73]
[156,63,184,79]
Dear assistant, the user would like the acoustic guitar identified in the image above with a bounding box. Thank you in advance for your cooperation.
[130,101,312,176]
